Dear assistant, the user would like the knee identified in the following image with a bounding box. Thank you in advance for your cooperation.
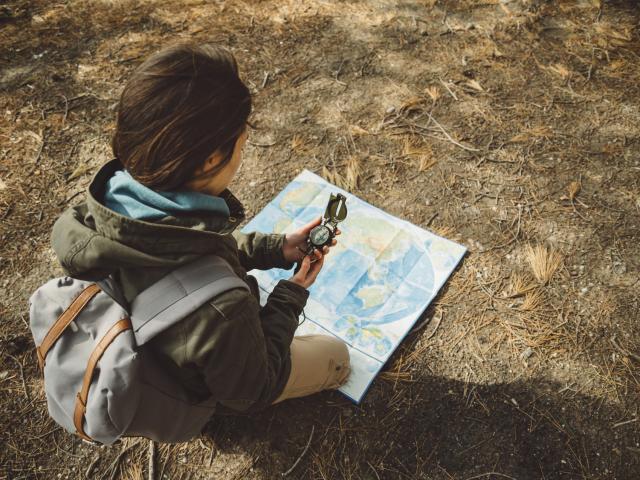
[333,337,351,360]
[318,335,350,366]
[321,336,351,387]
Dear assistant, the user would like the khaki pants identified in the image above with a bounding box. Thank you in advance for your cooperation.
[274,335,351,403]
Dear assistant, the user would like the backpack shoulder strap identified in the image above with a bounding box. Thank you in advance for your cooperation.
[130,255,249,346]
[35,283,102,369]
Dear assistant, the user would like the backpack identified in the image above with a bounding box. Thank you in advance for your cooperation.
[29,255,248,445]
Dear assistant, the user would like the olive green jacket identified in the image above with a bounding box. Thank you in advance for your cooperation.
[51,160,308,412]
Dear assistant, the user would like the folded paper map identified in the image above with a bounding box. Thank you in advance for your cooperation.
[243,170,466,403]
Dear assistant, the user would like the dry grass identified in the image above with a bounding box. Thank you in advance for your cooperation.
[122,463,144,480]
[567,180,581,200]
[402,136,437,171]
[431,225,456,238]
[509,125,554,143]
[507,273,538,298]
[519,289,544,312]
[321,155,360,191]
[424,85,440,102]
[344,155,360,191]
[291,134,306,152]
[526,245,563,285]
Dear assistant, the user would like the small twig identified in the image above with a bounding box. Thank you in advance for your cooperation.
[64,139,81,167]
[5,353,29,400]
[464,472,516,480]
[426,212,438,227]
[248,140,277,147]
[261,71,270,89]
[32,426,61,439]
[613,417,638,429]
[85,453,100,479]
[208,441,216,466]
[33,134,45,164]
[148,440,155,480]
[439,79,458,101]
[107,441,139,480]
[58,190,83,206]
[117,54,145,64]
[411,310,434,334]
[610,335,640,363]
[367,461,382,480]
[425,310,443,340]
[60,94,69,124]
[411,310,443,337]
[333,59,347,86]
[424,112,479,152]
[281,425,314,477]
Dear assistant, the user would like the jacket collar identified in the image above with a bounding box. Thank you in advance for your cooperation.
[85,159,246,255]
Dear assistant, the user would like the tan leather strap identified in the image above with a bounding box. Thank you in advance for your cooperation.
[36,284,102,369]
[73,318,132,442]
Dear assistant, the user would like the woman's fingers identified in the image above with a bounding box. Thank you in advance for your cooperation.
[297,255,311,277]
[290,249,328,288]
[307,252,325,282]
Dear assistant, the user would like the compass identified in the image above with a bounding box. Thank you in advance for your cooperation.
[306,193,347,254]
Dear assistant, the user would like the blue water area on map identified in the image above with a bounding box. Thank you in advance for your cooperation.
[387,238,433,279]
[307,249,372,310]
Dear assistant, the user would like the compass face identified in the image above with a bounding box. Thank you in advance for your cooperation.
[309,225,331,246]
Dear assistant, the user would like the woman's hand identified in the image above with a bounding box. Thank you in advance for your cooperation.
[282,217,340,263]
[288,249,325,289]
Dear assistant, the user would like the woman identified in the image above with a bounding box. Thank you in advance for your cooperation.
[51,42,351,416]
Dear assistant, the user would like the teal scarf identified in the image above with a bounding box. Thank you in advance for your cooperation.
[103,170,230,221]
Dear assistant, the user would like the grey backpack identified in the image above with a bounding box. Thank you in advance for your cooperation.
[29,255,248,445]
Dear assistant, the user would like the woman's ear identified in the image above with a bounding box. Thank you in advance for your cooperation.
[195,150,225,175]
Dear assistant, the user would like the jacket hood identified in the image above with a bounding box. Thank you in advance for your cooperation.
[52,159,246,281]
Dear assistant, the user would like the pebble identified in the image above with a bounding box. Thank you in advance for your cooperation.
[520,347,534,360]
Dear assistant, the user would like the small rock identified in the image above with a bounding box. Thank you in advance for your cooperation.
[520,347,534,361]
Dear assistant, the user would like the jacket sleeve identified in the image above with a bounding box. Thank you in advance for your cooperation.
[232,231,295,271]
[155,279,308,411]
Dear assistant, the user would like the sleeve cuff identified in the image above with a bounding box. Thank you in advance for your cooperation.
[264,234,296,270]
[273,279,309,314]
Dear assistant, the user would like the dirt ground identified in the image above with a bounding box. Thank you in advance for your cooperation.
[1,0,639,478]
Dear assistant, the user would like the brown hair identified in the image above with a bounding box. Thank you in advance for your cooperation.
[112,43,252,191]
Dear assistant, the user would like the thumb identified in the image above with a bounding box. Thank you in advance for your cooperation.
[296,255,311,277]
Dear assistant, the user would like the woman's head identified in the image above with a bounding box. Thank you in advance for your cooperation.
[112,43,251,192]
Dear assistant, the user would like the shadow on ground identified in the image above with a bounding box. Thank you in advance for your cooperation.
[205,374,639,479]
